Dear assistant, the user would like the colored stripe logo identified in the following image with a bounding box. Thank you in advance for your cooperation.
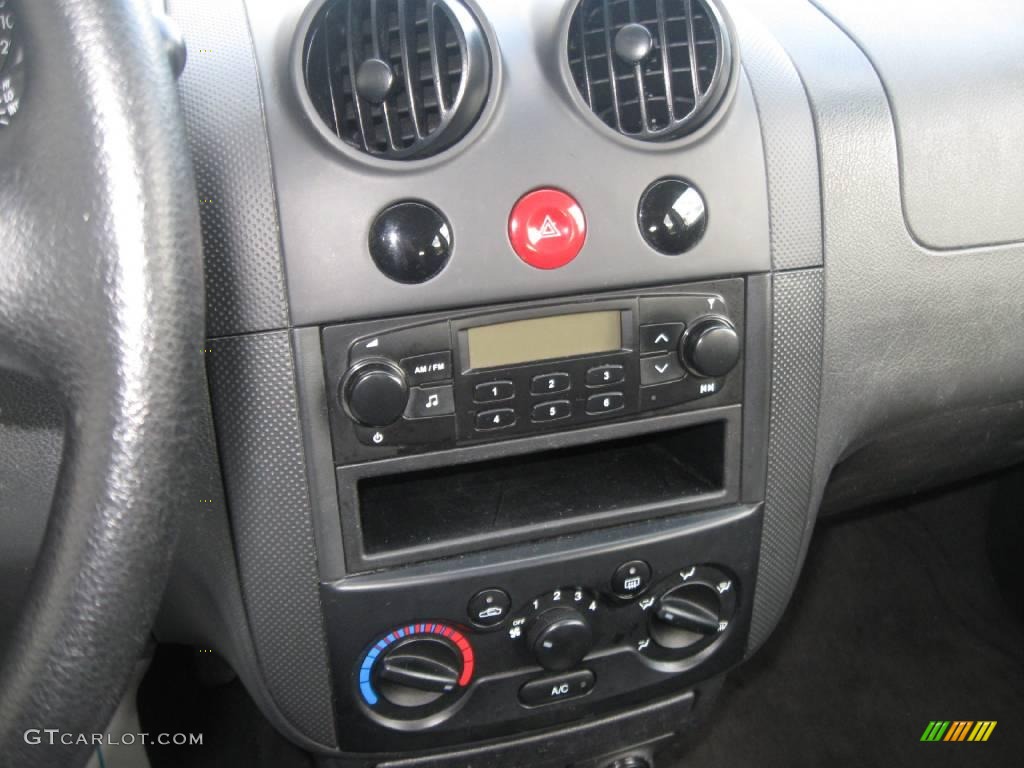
[921,721,997,742]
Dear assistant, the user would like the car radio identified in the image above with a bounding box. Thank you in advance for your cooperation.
[322,279,744,463]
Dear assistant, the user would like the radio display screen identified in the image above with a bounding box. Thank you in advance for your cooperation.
[466,310,622,369]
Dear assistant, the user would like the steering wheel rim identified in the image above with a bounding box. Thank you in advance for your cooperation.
[0,1,203,765]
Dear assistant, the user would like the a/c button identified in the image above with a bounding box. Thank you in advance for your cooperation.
[518,670,595,707]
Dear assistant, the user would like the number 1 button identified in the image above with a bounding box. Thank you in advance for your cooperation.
[473,380,514,403]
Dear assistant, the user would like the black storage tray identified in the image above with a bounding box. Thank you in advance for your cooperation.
[358,421,725,555]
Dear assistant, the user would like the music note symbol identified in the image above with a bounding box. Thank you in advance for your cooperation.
[425,393,439,408]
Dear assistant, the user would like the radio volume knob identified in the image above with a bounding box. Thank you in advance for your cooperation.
[341,360,409,427]
[680,319,740,378]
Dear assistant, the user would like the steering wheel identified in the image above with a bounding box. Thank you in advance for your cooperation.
[0,1,203,765]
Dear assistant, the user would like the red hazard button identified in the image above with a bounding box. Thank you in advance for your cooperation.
[508,189,587,270]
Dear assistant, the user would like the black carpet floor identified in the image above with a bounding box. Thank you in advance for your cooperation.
[674,477,1024,768]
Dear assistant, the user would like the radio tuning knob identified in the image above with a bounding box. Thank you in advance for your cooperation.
[680,318,740,378]
[341,360,409,427]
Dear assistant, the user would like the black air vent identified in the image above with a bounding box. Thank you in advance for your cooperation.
[567,0,733,141]
[302,0,490,160]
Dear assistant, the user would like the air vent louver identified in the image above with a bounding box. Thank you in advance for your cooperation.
[302,0,490,160]
[567,0,732,141]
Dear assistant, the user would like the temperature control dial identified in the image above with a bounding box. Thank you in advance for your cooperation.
[358,623,474,719]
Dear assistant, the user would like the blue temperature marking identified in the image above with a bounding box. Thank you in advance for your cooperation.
[359,624,455,707]
[360,680,378,705]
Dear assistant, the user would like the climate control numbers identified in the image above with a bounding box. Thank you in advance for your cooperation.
[508,588,601,638]
[507,588,601,670]
[632,565,737,663]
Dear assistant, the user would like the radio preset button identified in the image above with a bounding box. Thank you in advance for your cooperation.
[585,392,624,415]
[474,380,515,403]
[476,408,517,431]
[404,385,455,419]
[531,372,571,395]
[400,351,452,385]
[585,364,625,387]
[532,400,572,422]
[641,354,684,385]
[640,323,685,354]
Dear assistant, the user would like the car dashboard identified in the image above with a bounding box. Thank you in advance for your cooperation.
[3,0,1024,766]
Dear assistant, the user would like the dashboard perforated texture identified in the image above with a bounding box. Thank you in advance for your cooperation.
[206,332,336,746]
[749,269,824,652]
[732,6,822,270]
[169,0,289,337]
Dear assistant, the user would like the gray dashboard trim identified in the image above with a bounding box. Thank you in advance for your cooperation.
[244,0,771,327]
[206,332,337,747]
[731,3,822,271]
[810,0,1024,251]
[156,381,339,756]
[169,0,290,337]
[749,268,824,652]
[742,0,1024,650]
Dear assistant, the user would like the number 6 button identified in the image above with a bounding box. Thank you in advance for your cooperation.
[585,392,624,415]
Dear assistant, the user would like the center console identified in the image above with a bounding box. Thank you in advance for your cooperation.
[316,278,766,755]
[168,0,788,763]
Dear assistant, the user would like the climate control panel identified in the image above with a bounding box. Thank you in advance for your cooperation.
[322,279,744,463]
[321,504,762,753]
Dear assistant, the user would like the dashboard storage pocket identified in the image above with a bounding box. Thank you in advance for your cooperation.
[353,419,729,565]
